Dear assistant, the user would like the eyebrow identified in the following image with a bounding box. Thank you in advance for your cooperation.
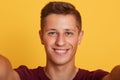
[45,29,56,32]
[64,29,76,32]
[46,28,76,32]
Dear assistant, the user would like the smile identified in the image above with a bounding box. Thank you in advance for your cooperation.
[53,48,69,54]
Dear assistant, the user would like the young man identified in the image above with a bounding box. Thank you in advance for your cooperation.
[0,1,120,80]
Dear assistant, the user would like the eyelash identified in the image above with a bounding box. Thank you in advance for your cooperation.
[47,32,74,36]
[65,32,73,36]
[48,32,57,36]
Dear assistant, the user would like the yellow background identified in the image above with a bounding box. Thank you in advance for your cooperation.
[0,0,120,72]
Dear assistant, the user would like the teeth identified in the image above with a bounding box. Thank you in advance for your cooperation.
[54,49,67,54]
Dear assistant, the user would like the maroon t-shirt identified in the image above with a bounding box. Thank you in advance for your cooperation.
[15,65,108,80]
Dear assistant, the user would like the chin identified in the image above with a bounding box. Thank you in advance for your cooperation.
[50,58,74,66]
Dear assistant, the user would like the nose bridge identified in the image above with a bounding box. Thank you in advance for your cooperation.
[55,33,65,46]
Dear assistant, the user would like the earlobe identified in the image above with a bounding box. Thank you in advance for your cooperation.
[78,30,84,44]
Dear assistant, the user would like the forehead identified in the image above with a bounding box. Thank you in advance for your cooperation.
[43,14,78,31]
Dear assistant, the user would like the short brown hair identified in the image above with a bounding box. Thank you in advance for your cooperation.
[41,1,82,32]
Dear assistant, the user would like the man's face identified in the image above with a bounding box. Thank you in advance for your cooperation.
[40,14,83,66]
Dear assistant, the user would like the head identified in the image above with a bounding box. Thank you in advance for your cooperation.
[41,1,82,33]
[40,1,83,66]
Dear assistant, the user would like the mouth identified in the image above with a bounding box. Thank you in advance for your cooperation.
[53,48,70,55]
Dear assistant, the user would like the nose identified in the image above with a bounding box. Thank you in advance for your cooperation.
[55,34,66,46]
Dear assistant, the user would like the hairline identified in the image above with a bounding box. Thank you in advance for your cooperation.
[41,13,81,33]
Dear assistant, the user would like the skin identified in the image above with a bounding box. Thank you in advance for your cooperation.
[103,65,120,80]
[0,55,11,80]
[0,14,120,80]
[0,55,20,80]
[40,14,83,80]
[40,14,83,65]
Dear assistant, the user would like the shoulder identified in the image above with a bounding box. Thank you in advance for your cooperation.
[15,65,44,80]
[15,65,44,74]
[74,68,109,80]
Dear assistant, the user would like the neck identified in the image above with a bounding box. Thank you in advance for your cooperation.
[44,60,78,80]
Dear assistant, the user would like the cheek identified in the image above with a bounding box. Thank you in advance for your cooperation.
[43,36,56,46]
[67,37,79,45]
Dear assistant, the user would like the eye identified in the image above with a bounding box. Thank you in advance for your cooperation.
[48,32,57,36]
[65,32,73,36]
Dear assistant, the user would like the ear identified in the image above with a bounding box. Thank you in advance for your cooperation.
[78,30,84,44]
[39,30,44,45]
